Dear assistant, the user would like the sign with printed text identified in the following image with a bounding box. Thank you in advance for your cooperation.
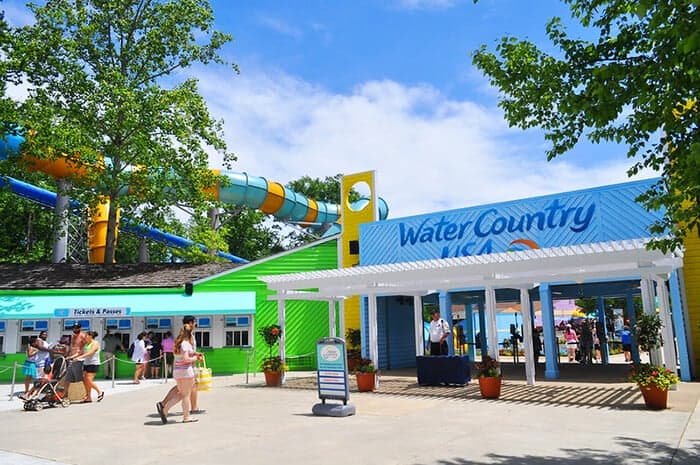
[54,307,131,318]
[316,337,350,402]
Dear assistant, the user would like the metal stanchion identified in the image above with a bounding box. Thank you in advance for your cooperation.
[9,362,18,400]
[111,357,116,389]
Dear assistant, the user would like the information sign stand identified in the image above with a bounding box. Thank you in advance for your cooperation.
[312,337,356,417]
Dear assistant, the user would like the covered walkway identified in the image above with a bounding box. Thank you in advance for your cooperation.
[261,238,688,383]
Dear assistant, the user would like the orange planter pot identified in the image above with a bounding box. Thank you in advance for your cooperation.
[264,370,282,387]
[355,372,376,392]
[640,385,668,410]
[478,376,502,399]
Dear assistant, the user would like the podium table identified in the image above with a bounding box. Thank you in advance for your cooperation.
[416,355,471,386]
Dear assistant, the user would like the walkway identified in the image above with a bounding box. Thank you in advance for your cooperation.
[0,372,698,465]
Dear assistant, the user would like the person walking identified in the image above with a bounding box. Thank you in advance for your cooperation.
[620,325,633,362]
[156,316,203,424]
[131,332,147,384]
[22,336,40,394]
[564,324,579,363]
[171,325,201,423]
[428,309,450,356]
[73,331,104,403]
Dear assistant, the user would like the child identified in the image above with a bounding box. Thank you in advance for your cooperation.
[20,363,53,401]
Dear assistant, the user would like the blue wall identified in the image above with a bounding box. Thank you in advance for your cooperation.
[360,178,661,265]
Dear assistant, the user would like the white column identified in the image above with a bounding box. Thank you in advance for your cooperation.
[367,294,379,367]
[277,294,286,384]
[520,288,536,386]
[328,299,336,337]
[640,276,662,365]
[655,277,677,372]
[414,295,424,356]
[338,299,346,340]
[484,286,499,362]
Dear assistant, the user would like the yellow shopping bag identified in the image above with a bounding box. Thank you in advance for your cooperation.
[195,356,212,392]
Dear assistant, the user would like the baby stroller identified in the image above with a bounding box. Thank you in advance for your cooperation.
[22,356,71,411]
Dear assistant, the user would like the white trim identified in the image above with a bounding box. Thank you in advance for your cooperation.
[259,238,682,299]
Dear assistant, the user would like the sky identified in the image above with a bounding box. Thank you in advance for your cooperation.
[2,0,656,220]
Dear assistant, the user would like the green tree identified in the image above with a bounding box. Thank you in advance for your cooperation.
[4,0,237,264]
[472,0,700,252]
[286,174,361,205]
[220,207,287,261]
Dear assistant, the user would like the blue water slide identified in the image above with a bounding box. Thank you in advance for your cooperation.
[0,176,248,263]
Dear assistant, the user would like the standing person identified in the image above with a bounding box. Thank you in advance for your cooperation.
[65,324,87,387]
[428,309,450,356]
[532,326,543,364]
[149,335,162,379]
[620,325,633,362]
[143,332,153,378]
[37,331,51,370]
[102,330,124,379]
[131,332,148,384]
[161,331,175,378]
[592,324,602,363]
[564,324,579,362]
[23,336,40,393]
[73,331,104,403]
[171,326,201,423]
[579,321,593,365]
[156,316,203,424]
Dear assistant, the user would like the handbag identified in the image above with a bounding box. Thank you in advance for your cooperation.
[195,356,212,392]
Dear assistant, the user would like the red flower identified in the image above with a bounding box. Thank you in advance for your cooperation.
[271,327,279,336]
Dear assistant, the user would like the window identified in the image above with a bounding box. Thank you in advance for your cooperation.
[106,319,132,331]
[62,319,90,331]
[224,316,251,347]
[193,316,211,349]
[145,318,172,330]
[20,320,49,352]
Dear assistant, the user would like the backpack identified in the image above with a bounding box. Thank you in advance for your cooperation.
[127,342,135,358]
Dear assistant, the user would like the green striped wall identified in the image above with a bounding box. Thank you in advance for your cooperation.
[195,238,339,375]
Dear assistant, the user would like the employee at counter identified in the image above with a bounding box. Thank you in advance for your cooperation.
[428,309,450,356]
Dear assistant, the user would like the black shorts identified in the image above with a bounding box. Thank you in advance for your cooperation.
[66,360,84,382]
[622,343,632,352]
[149,359,161,367]
[83,364,99,373]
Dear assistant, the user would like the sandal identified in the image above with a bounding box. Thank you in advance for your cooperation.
[81,398,92,403]
[156,402,167,424]
[181,418,199,423]
[97,392,104,402]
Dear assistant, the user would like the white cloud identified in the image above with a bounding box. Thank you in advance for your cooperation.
[393,0,462,10]
[255,14,302,39]
[191,64,655,219]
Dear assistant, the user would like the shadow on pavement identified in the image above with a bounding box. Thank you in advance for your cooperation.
[424,437,700,465]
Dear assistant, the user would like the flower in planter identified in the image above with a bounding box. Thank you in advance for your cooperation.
[629,363,678,390]
[354,358,376,373]
[474,355,501,378]
[261,355,287,373]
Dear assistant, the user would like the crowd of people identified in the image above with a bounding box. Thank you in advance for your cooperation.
[18,316,203,424]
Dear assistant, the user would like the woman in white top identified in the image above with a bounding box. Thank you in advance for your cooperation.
[73,331,104,402]
[173,325,201,423]
[131,332,147,384]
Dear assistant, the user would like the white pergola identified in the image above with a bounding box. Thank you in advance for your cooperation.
[260,238,683,385]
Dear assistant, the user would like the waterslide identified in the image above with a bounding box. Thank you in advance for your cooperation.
[0,132,388,261]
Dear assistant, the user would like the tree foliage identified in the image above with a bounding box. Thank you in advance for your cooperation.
[3,0,237,263]
[472,0,699,252]
[286,173,361,205]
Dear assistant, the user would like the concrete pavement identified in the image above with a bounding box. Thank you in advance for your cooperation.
[0,371,699,465]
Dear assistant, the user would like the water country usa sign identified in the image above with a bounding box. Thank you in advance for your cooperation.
[362,195,600,264]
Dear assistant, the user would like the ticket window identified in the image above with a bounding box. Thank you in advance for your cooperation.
[19,319,49,352]
[145,318,172,342]
[105,318,132,348]
[224,316,251,347]
[194,316,212,349]
[61,319,91,345]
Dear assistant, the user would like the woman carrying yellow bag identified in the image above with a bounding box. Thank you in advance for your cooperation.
[195,355,212,392]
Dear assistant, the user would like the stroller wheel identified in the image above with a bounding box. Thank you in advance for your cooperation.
[61,398,71,407]
[34,402,43,411]
[23,403,31,411]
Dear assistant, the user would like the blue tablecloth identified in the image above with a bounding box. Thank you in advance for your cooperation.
[416,355,471,386]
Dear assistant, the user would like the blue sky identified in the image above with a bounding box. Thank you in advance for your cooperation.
[3,0,654,219]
